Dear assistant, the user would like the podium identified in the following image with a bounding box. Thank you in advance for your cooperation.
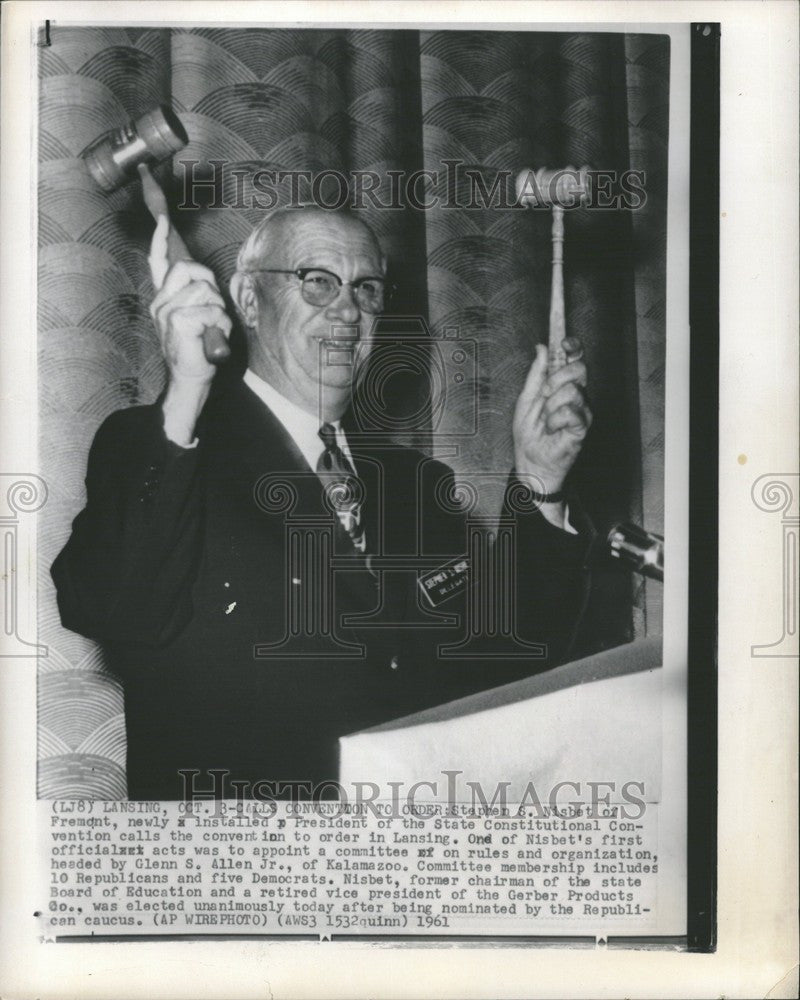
[340,637,667,803]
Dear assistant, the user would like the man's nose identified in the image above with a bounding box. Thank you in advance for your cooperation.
[324,283,360,324]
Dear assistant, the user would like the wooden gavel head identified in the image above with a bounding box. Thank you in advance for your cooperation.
[515,166,591,209]
[83,105,188,193]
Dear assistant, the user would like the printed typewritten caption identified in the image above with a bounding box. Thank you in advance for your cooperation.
[40,799,660,938]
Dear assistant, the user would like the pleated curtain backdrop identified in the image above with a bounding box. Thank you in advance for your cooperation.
[37,27,669,798]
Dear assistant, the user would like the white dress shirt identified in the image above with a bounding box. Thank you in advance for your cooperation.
[243,368,354,472]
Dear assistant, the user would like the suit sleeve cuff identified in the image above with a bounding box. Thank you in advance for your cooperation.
[502,470,595,562]
[133,406,202,510]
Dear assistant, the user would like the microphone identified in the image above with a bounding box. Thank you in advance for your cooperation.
[607,523,664,582]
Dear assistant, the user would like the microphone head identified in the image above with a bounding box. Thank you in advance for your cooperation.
[607,522,664,582]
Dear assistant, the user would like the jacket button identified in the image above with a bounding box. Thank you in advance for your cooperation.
[390,656,399,670]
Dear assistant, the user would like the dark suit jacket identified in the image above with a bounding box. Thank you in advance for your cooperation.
[51,378,594,799]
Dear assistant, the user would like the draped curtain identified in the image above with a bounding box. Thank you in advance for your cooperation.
[37,26,669,798]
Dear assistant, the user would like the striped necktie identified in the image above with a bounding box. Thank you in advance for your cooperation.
[316,423,371,564]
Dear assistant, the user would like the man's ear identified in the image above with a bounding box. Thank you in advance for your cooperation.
[230,271,259,330]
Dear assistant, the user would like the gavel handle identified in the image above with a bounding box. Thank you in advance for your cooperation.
[201,326,230,362]
[167,223,231,363]
[139,164,231,364]
[548,205,567,375]
[517,166,590,374]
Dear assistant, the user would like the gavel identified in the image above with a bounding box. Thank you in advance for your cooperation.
[82,105,230,364]
[515,166,591,373]
[516,167,665,582]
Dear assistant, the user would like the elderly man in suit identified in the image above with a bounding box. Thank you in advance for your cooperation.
[52,206,593,800]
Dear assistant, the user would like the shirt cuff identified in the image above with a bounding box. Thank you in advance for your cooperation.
[165,434,199,450]
[162,408,199,450]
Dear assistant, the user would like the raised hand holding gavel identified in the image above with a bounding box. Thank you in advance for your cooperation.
[511,166,593,523]
[512,338,592,506]
[141,166,233,446]
[139,163,231,367]
[81,105,232,368]
[80,106,233,446]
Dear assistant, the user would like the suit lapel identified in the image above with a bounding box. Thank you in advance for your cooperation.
[208,380,381,621]
[209,379,318,495]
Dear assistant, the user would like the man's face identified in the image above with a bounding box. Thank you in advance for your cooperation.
[248,212,385,406]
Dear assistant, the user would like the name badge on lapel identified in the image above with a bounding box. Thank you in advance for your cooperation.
[417,557,470,608]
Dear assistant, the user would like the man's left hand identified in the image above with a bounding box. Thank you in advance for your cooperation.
[512,337,592,495]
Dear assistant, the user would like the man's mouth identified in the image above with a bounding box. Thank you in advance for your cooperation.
[315,329,362,367]
[316,326,360,346]
[319,338,356,348]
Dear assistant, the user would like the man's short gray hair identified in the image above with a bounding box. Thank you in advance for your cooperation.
[235,204,385,276]
[235,205,316,274]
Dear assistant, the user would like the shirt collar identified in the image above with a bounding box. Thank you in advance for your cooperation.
[243,368,343,472]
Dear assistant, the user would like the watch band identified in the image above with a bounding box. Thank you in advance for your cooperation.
[527,487,566,504]
[511,471,566,505]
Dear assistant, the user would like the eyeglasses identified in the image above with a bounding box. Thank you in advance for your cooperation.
[245,267,387,314]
